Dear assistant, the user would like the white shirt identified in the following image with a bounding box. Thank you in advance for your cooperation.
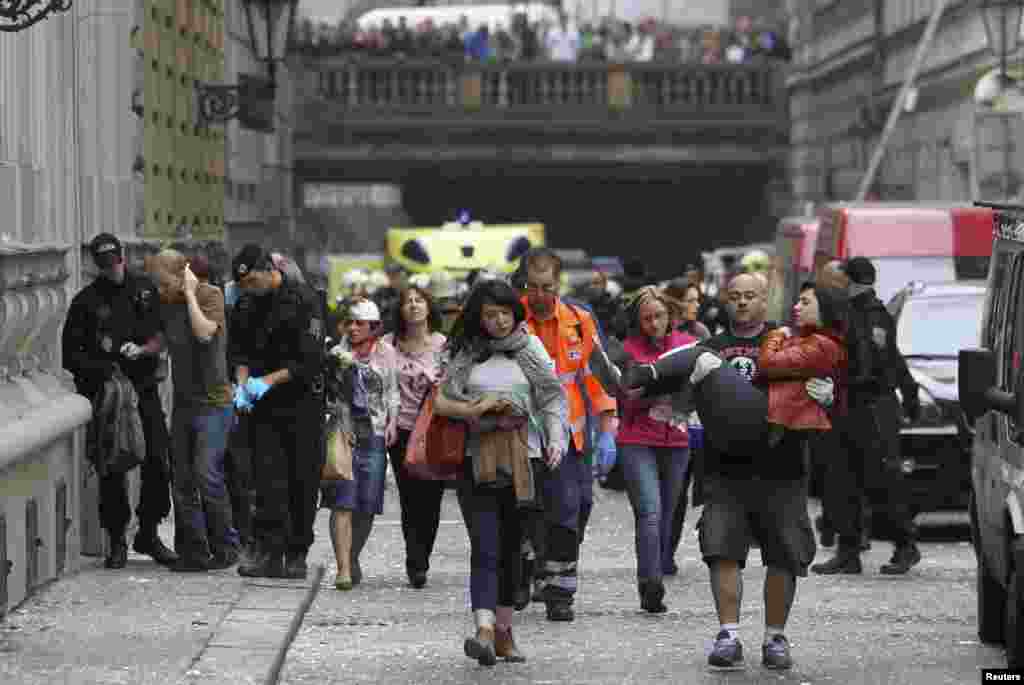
[546,26,579,61]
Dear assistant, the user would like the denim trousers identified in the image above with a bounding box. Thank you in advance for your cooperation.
[171,404,239,556]
[620,444,690,582]
[458,484,523,611]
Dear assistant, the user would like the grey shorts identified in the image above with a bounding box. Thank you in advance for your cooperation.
[697,474,817,577]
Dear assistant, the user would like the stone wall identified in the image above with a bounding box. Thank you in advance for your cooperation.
[0,0,138,615]
[787,0,995,209]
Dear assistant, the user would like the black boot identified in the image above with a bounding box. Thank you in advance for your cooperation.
[133,525,179,566]
[880,543,922,575]
[105,534,128,569]
[238,547,285,578]
[284,551,309,580]
[514,554,534,610]
[811,545,862,575]
[639,580,667,614]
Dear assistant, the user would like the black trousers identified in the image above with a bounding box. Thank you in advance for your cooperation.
[248,402,323,558]
[388,429,446,575]
[224,413,255,547]
[826,400,917,548]
[99,385,172,536]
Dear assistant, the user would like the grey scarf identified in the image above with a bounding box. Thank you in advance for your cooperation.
[441,323,564,427]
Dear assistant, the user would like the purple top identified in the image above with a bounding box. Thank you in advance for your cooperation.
[382,331,447,431]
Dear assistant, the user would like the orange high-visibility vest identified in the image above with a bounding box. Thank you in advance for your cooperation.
[524,297,617,452]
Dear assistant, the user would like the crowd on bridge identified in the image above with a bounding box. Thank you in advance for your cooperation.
[62,234,921,673]
[293,13,792,65]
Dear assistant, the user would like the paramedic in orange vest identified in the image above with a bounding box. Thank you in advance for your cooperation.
[521,247,618,622]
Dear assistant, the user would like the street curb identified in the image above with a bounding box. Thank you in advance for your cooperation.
[266,564,325,685]
[180,564,328,684]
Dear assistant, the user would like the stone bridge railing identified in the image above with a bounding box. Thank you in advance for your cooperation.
[297,58,789,137]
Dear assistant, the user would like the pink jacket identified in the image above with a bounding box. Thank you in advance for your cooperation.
[617,330,695,448]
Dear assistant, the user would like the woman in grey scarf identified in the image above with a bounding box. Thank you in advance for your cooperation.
[434,280,568,667]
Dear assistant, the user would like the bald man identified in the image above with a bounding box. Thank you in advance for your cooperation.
[696,272,818,671]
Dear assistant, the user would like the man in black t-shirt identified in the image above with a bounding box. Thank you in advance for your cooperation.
[695,273,830,672]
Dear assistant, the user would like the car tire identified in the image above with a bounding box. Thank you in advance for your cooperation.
[973,491,1007,645]
[1007,541,1024,667]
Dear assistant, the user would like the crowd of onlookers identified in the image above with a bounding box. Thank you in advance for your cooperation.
[293,13,792,65]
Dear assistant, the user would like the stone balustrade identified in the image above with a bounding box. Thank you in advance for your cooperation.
[305,58,787,121]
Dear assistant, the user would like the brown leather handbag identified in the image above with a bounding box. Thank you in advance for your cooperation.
[405,385,466,480]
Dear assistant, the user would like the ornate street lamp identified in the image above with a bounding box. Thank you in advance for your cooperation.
[979,0,1024,84]
[0,0,72,32]
[195,0,299,131]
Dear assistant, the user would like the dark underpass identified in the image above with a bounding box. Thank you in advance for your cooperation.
[399,165,780,279]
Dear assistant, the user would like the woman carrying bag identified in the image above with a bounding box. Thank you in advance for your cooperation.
[434,280,568,667]
[380,285,448,589]
[323,298,399,591]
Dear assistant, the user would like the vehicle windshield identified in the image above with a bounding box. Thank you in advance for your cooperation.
[895,294,985,358]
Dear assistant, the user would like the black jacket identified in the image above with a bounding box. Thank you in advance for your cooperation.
[229,276,323,411]
[62,272,163,396]
[847,291,917,407]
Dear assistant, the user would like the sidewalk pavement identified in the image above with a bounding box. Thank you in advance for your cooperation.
[0,512,335,685]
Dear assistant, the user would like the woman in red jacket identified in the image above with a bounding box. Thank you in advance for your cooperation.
[758,283,848,437]
[617,287,697,613]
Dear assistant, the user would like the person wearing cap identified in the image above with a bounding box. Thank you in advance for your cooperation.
[62,233,178,570]
[812,257,923,576]
[322,297,399,590]
[146,250,240,572]
[229,244,326,579]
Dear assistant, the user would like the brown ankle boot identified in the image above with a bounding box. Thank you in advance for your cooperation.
[464,625,496,666]
[495,626,526,662]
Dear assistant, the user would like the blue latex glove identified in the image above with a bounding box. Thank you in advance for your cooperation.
[245,377,271,403]
[224,281,240,308]
[233,385,253,413]
[593,431,617,479]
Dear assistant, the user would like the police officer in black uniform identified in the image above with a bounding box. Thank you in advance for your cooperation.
[229,245,325,579]
[62,234,178,569]
[812,257,922,576]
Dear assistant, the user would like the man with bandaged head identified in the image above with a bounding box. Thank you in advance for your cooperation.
[229,244,325,579]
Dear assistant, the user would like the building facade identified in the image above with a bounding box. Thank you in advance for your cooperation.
[787,0,1015,208]
[0,0,138,614]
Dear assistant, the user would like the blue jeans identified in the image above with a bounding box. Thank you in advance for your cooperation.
[458,484,523,611]
[171,405,239,556]
[620,444,690,582]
